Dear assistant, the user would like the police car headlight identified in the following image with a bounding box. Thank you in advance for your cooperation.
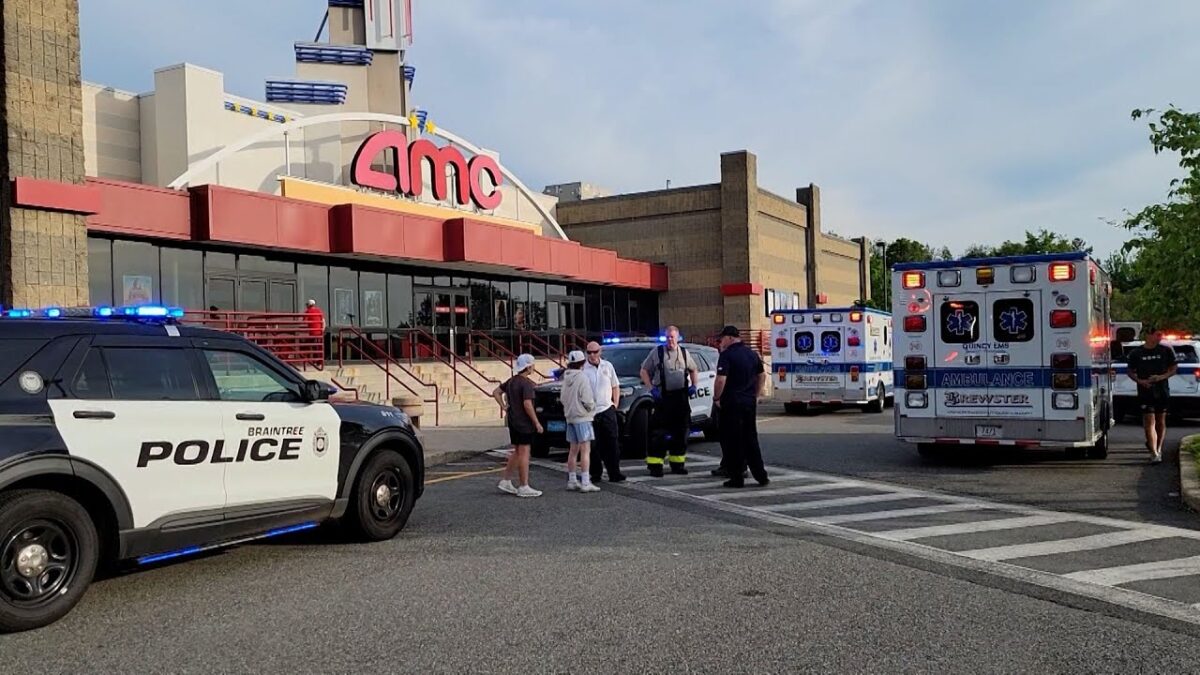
[905,392,928,409]
[619,387,635,397]
[1052,393,1079,410]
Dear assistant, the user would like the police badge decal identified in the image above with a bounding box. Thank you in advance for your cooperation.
[314,428,329,457]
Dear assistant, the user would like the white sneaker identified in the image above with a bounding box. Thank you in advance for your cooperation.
[567,480,581,491]
[516,485,543,498]
[497,480,518,495]
[579,483,601,493]
[1152,452,1163,464]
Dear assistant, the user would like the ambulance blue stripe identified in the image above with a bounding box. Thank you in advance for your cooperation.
[777,362,892,374]
[892,251,1088,272]
[893,367,1096,388]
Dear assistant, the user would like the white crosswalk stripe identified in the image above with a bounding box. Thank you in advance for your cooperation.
[877,515,1069,542]
[501,448,1200,623]
[961,528,1175,562]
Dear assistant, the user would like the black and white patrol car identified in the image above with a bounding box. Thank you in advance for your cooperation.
[531,338,720,458]
[0,306,424,632]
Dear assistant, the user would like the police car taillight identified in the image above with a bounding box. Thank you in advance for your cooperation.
[1050,310,1077,329]
[1049,263,1075,282]
[904,315,927,333]
[1051,353,1077,370]
[902,272,925,289]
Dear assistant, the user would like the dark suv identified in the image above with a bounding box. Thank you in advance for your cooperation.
[531,340,720,458]
[0,307,424,632]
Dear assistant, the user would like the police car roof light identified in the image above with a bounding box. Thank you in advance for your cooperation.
[5,309,33,318]
[94,306,114,317]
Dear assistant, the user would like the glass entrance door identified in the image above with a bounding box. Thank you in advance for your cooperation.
[417,288,470,359]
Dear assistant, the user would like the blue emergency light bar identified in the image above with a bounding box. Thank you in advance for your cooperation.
[602,335,679,345]
[0,305,185,320]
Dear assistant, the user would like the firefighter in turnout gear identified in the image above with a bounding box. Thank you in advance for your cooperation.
[639,326,700,476]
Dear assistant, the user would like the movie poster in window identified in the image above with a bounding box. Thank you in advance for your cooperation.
[122,275,153,305]
[334,288,355,326]
[513,302,527,330]
[494,298,509,329]
[363,290,384,327]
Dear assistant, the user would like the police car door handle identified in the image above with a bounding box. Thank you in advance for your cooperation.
[73,410,115,420]
[236,413,266,421]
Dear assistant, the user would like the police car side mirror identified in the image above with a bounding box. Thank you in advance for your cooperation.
[303,380,331,402]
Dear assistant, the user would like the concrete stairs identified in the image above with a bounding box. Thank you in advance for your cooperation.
[303,357,559,427]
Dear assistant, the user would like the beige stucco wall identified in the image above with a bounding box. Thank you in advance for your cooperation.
[82,83,141,182]
[819,234,865,306]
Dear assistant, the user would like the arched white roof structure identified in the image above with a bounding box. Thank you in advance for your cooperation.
[167,112,567,240]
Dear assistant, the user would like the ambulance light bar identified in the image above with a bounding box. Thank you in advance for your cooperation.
[902,272,925,289]
[976,267,995,285]
[1050,263,1075,282]
[849,311,863,322]
[773,314,785,324]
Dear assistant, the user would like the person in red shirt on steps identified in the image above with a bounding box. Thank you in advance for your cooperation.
[304,299,325,366]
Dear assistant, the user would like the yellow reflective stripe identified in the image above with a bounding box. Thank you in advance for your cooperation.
[645,456,665,465]
[667,455,686,463]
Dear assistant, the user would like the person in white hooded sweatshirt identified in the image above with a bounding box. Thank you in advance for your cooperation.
[562,350,600,492]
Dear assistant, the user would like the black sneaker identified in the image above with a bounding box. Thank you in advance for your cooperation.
[754,475,770,487]
[710,467,728,477]
[670,464,689,475]
[609,474,628,483]
[722,479,745,489]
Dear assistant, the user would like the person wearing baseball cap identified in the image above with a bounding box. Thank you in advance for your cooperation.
[562,350,600,492]
[713,325,769,488]
[493,353,544,497]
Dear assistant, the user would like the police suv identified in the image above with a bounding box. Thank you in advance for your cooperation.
[891,252,1113,459]
[769,307,894,414]
[531,338,720,458]
[1113,337,1200,420]
[0,306,424,632]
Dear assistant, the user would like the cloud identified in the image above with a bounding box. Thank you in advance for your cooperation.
[79,0,1200,256]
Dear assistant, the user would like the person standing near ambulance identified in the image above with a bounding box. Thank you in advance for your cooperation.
[1126,329,1177,463]
[639,326,700,476]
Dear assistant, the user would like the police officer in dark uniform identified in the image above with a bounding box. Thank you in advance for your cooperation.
[713,325,769,488]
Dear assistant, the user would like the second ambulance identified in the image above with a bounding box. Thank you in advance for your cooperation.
[891,252,1113,459]
[770,307,894,414]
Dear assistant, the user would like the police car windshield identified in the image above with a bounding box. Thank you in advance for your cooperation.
[604,347,654,378]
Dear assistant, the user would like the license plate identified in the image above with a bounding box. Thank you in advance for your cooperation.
[810,392,825,400]
[975,425,1002,438]
[547,421,566,433]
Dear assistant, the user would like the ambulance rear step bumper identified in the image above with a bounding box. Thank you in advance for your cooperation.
[896,417,1097,448]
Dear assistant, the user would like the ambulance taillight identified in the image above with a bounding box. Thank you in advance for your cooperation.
[903,315,927,333]
[1050,263,1076,282]
[775,337,788,348]
[905,356,927,371]
[1050,310,1077,329]
[1050,353,1077,370]
[847,335,861,347]
[902,272,925,289]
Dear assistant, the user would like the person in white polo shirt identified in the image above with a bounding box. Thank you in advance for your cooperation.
[584,341,626,484]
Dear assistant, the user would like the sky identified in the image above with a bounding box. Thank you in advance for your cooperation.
[78,0,1200,257]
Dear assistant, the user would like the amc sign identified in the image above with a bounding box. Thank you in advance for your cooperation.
[350,130,503,210]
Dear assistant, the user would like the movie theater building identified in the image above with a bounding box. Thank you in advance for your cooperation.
[2,0,869,367]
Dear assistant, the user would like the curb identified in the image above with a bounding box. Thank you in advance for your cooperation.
[1179,434,1200,514]
[425,448,490,467]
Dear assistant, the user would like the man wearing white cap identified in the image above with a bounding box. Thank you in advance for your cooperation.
[492,354,544,497]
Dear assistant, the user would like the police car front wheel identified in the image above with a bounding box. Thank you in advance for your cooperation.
[0,490,99,633]
[349,450,416,542]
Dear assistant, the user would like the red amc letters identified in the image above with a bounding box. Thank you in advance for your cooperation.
[350,130,504,211]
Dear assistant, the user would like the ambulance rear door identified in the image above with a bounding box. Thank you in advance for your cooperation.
[933,293,988,419]
[986,289,1045,420]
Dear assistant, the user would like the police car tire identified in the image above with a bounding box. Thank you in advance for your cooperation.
[348,450,416,542]
[0,490,99,633]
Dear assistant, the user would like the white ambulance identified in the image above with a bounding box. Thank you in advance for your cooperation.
[770,307,894,414]
[891,252,1114,459]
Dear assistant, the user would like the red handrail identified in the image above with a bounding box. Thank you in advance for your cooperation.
[328,376,360,401]
[467,330,551,380]
[184,310,324,369]
[562,330,590,352]
[400,328,499,399]
[336,327,439,426]
[516,331,565,367]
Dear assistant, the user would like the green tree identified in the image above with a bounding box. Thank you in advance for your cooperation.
[964,229,1090,258]
[1120,106,1200,329]
[865,238,939,309]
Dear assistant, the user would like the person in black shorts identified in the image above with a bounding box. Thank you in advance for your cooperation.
[492,354,544,497]
[1126,330,1178,463]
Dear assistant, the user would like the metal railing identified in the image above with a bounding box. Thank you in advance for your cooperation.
[397,328,501,400]
[184,310,324,368]
[705,328,771,357]
[336,327,439,426]
[467,330,552,380]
